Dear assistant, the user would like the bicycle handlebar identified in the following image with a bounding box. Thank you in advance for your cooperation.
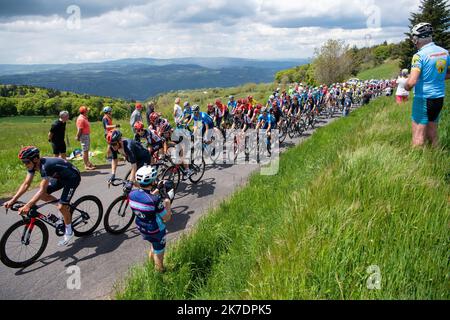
[9,201,26,212]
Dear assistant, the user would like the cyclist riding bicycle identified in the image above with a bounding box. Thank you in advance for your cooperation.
[256,108,277,154]
[107,129,151,184]
[134,121,163,161]
[4,146,81,246]
[129,165,172,272]
[192,104,217,145]
[149,112,173,154]
[181,102,193,127]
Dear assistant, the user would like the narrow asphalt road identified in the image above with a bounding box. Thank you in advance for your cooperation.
[0,110,351,300]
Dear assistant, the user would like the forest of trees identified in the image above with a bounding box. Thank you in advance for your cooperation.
[0,84,133,120]
[276,0,449,86]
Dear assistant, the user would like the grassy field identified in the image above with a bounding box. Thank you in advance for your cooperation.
[116,81,449,300]
[0,116,134,198]
[0,83,274,198]
[357,59,401,81]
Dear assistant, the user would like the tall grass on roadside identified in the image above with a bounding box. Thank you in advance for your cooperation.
[116,85,448,300]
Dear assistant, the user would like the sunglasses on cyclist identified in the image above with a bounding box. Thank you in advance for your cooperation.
[21,159,32,164]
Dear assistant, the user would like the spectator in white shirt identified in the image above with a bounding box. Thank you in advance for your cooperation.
[395,69,410,104]
[173,97,183,126]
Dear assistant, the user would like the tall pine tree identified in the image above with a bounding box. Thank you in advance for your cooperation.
[400,0,450,69]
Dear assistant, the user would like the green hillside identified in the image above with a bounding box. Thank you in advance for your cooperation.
[357,59,401,80]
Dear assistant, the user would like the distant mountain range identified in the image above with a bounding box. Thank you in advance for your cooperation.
[0,57,309,100]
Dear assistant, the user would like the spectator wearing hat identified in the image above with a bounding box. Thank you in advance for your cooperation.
[395,69,410,104]
[48,110,69,159]
[130,102,143,134]
[76,106,96,170]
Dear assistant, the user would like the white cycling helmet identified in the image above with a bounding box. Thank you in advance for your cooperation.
[411,22,433,39]
[136,165,158,186]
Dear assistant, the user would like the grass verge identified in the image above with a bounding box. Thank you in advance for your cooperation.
[116,83,449,300]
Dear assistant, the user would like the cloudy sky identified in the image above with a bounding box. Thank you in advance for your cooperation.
[0,0,421,64]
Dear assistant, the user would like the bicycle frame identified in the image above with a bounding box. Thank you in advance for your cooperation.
[13,200,92,237]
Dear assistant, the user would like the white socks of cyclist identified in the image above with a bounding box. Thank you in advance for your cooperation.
[65,224,73,235]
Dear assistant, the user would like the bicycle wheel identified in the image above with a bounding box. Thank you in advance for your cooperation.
[279,120,288,143]
[71,195,103,237]
[297,119,305,136]
[288,119,296,139]
[104,195,134,234]
[162,166,181,192]
[0,219,48,268]
[189,158,206,184]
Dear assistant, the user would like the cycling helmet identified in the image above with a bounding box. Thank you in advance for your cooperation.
[134,121,144,131]
[247,95,253,100]
[411,22,433,38]
[107,130,122,145]
[161,121,172,133]
[269,95,275,100]
[135,165,158,186]
[215,99,222,105]
[243,98,248,104]
[261,107,268,113]
[207,103,214,111]
[135,103,143,110]
[18,146,40,161]
[183,101,190,108]
[229,95,234,100]
[150,112,159,123]
[192,105,200,112]
[103,106,112,113]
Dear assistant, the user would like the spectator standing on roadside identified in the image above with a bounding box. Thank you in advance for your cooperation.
[404,23,450,148]
[130,102,143,134]
[173,97,183,126]
[102,106,119,160]
[395,69,410,104]
[76,106,96,170]
[145,101,155,128]
[102,106,120,137]
[48,110,69,160]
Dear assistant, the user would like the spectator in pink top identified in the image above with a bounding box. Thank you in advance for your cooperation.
[76,106,96,170]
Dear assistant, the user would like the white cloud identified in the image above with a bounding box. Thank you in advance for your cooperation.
[0,0,421,64]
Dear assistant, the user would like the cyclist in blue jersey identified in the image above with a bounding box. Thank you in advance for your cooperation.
[228,95,237,113]
[129,166,172,272]
[4,147,81,246]
[269,100,283,126]
[404,23,450,147]
[256,108,277,154]
[192,105,215,143]
[107,130,151,184]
